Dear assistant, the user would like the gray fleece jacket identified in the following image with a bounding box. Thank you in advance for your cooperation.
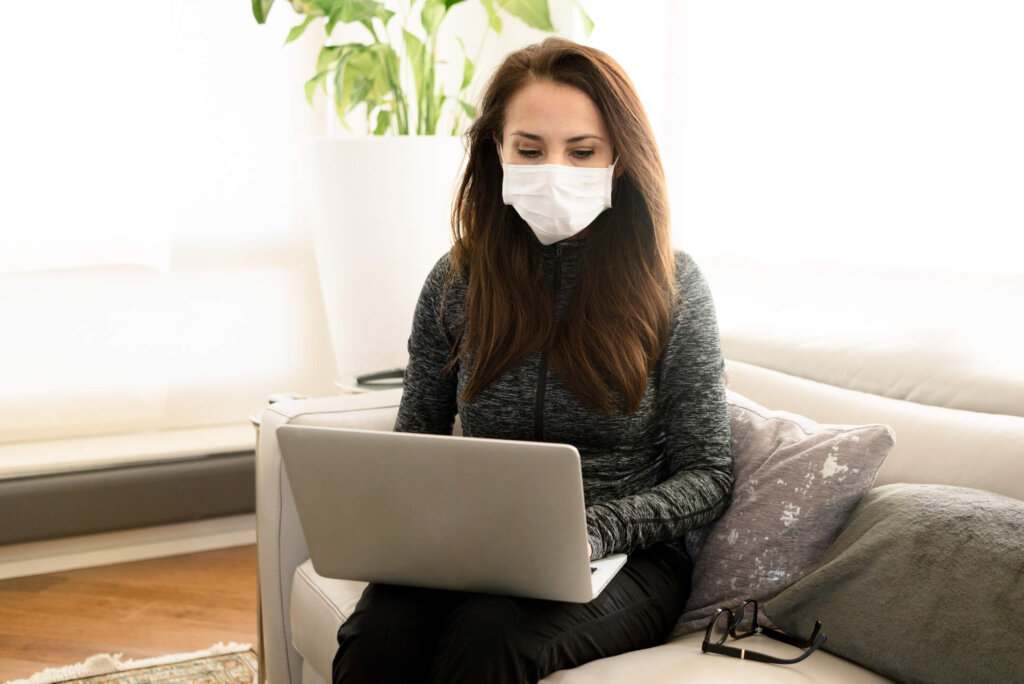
[394,238,733,560]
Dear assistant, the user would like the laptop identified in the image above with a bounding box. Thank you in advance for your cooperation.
[276,424,628,603]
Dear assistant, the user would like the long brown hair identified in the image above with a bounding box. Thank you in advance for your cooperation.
[446,37,676,414]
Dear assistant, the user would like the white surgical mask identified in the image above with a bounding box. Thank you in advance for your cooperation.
[499,144,616,245]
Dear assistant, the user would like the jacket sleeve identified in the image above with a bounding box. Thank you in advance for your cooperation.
[394,253,459,435]
[585,252,734,559]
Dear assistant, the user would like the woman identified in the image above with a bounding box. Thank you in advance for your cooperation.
[333,37,733,683]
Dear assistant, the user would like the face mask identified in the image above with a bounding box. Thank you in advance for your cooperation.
[499,144,616,245]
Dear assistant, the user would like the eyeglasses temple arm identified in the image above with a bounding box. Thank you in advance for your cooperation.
[764,619,823,649]
[704,633,828,665]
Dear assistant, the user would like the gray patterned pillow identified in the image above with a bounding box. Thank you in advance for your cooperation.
[672,390,894,636]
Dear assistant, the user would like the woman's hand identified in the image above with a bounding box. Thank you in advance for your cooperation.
[587,540,592,559]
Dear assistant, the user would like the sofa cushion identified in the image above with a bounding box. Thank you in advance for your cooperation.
[290,560,367,679]
[764,483,1024,683]
[674,390,893,635]
[290,559,886,682]
[543,631,888,683]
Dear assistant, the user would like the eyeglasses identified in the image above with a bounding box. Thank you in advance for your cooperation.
[701,599,827,665]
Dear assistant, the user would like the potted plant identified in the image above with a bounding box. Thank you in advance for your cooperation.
[253,0,592,386]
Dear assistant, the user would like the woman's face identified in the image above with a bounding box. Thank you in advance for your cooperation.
[499,80,614,168]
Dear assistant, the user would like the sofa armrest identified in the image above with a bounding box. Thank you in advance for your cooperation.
[257,389,403,684]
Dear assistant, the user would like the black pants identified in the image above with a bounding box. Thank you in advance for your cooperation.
[332,543,692,684]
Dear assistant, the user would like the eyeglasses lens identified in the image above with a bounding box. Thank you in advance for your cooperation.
[709,611,731,645]
[735,601,757,637]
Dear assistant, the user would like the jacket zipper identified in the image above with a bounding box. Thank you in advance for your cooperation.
[534,244,563,441]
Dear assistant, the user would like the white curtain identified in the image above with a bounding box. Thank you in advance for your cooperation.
[0,1,336,447]
[579,0,1024,276]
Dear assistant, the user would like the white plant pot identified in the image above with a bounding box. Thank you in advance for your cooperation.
[296,136,466,385]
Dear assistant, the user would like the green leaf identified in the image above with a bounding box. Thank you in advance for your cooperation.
[373,109,392,135]
[403,29,428,133]
[339,0,387,23]
[333,100,353,131]
[479,0,502,32]
[304,69,330,105]
[402,29,427,103]
[253,0,275,23]
[334,44,391,118]
[315,44,345,71]
[376,7,396,26]
[458,99,477,119]
[325,0,386,33]
[368,45,404,103]
[572,0,594,37]
[501,0,554,31]
[363,48,396,99]
[460,56,474,91]
[368,43,408,133]
[284,15,316,44]
[444,0,467,9]
[332,47,360,113]
[327,37,406,132]
[420,0,447,37]
[290,0,325,15]
[350,74,374,110]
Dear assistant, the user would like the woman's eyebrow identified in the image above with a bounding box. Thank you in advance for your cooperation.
[510,131,604,143]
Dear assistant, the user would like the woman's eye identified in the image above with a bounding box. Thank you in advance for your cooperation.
[514,148,595,160]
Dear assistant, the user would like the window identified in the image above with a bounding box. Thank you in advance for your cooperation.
[0,1,336,451]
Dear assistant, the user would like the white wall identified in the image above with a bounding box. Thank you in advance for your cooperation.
[677,1,1024,275]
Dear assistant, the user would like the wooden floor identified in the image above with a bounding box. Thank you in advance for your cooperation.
[0,544,258,682]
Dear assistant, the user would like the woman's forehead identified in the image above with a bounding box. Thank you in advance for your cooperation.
[504,81,607,140]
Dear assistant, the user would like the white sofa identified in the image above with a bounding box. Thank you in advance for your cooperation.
[256,334,1024,683]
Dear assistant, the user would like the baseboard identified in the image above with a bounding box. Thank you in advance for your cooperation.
[0,513,256,581]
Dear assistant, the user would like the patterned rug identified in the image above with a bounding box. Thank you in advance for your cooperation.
[7,643,257,684]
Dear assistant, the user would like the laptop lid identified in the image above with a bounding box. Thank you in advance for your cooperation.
[276,424,622,603]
